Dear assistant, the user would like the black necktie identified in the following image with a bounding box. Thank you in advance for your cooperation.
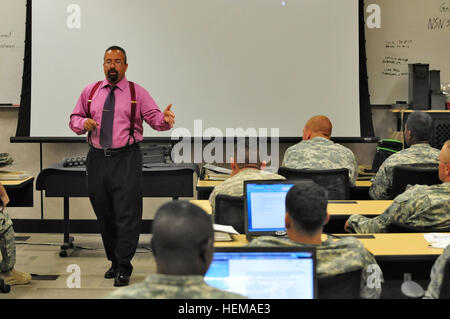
[100,85,117,149]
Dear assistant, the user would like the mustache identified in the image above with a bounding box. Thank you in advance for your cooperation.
[107,69,119,82]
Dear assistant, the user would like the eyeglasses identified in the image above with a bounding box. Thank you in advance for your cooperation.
[104,60,124,66]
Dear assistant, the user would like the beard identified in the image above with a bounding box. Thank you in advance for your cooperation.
[107,69,119,83]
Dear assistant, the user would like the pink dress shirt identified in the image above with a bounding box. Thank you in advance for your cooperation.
[69,77,171,149]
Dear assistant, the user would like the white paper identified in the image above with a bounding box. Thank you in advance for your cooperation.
[429,242,450,249]
[424,233,450,249]
[424,233,450,243]
[213,224,239,235]
[203,164,232,175]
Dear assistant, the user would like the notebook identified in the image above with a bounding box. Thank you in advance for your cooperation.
[243,180,295,240]
[204,246,317,299]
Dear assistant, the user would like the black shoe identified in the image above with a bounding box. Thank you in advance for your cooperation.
[104,267,117,279]
[114,272,130,287]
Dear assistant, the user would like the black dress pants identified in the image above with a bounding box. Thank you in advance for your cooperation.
[86,144,142,275]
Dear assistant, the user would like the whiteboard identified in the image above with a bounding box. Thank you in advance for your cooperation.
[0,0,26,105]
[29,0,361,138]
[365,0,450,105]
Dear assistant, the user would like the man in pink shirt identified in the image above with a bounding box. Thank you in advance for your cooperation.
[69,46,175,287]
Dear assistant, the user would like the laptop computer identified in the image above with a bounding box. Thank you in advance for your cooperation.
[204,246,317,299]
[243,180,295,241]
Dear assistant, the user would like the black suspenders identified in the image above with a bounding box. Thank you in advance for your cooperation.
[86,81,137,146]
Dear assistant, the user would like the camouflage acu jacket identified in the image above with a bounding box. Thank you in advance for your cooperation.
[281,137,358,186]
[247,235,383,299]
[208,168,285,212]
[106,274,246,299]
[347,182,450,233]
[369,143,440,199]
[0,211,13,233]
[424,245,450,299]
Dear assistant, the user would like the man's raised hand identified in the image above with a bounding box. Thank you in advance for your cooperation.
[163,104,175,127]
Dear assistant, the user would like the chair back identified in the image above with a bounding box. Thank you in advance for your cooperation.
[318,269,362,299]
[214,195,245,234]
[392,164,440,199]
[277,167,349,199]
[439,259,450,299]
[431,117,450,150]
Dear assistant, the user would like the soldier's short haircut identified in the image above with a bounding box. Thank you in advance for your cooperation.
[285,181,328,233]
[151,201,213,259]
[405,111,433,142]
[234,138,262,166]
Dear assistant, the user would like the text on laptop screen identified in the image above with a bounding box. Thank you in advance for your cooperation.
[246,182,294,232]
[204,250,315,299]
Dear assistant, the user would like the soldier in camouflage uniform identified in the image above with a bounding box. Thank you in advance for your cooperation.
[0,153,14,166]
[423,245,450,299]
[346,140,450,234]
[281,115,358,186]
[369,111,440,200]
[423,142,450,299]
[209,142,285,213]
[0,182,31,285]
[247,181,383,299]
[107,200,246,299]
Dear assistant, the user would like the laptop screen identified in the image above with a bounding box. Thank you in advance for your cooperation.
[244,180,294,234]
[204,247,317,299]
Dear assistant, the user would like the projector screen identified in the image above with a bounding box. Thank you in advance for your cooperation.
[31,0,360,138]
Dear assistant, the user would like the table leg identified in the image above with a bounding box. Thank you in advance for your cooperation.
[60,197,74,257]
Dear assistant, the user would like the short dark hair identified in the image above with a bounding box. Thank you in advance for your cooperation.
[234,138,262,166]
[104,45,127,64]
[405,111,433,142]
[285,181,328,233]
[151,201,213,260]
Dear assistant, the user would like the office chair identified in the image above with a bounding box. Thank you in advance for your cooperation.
[278,167,350,199]
[401,273,425,299]
[386,221,450,233]
[439,259,450,299]
[318,269,362,299]
[214,195,245,234]
[431,117,450,150]
[391,164,441,199]
[401,260,450,299]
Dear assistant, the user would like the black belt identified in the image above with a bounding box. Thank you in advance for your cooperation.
[89,143,140,157]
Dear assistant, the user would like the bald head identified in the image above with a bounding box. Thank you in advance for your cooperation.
[439,140,450,183]
[442,141,450,161]
[303,115,332,140]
